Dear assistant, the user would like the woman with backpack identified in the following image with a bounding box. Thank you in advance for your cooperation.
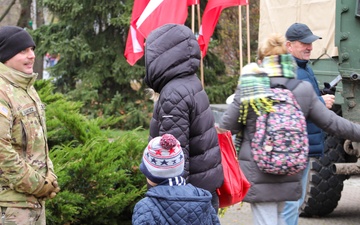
[219,33,360,225]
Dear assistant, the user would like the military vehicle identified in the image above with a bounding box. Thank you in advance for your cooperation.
[300,0,360,217]
[212,0,360,217]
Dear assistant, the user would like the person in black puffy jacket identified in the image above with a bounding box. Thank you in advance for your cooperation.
[143,23,224,212]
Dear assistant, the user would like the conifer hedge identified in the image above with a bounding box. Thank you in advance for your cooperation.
[35,80,148,224]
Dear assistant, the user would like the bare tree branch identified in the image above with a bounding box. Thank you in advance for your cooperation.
[0,0,17,22]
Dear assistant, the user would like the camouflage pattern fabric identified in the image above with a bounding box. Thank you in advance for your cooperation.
[0,63,55,210]
[0,206,45,225]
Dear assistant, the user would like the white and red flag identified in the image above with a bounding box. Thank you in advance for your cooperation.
[136,0,194,38]
[198,0,248,57]
[187,0,200,5]
[124,0,150,66]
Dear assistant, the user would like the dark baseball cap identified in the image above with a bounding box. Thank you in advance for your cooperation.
[285,23,322,44]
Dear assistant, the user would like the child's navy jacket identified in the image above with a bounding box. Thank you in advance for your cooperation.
[132,184,220,225]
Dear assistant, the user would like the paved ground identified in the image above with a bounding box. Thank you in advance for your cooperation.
[219,175,360,225]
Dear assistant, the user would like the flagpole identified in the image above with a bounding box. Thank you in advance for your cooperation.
[191,5,195,33]
[246,3,251,63]
[198,3,204,88]
[238,6,243,75]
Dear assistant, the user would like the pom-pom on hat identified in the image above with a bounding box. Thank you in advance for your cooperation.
[140,134,184,184]
[0,26,36,63]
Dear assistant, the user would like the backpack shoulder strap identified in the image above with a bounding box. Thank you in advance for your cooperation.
[270,79,301,90]
[284,79,301,91]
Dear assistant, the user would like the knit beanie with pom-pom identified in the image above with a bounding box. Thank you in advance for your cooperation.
[140,134,184,184]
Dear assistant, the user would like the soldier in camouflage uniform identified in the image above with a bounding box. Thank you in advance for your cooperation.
[0,26,60,225]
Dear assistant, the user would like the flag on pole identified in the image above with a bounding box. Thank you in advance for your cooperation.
[187,0,200,5]
[136,0,192,38]
[124,0,150,66]
[198,0,248,57]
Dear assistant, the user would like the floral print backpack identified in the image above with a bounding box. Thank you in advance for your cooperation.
[251,79,309,175]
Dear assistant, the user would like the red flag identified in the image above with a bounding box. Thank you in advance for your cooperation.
[198,0,248,57]
[124,0,150,66]
[187,0,200,5]
[136,0,190,38]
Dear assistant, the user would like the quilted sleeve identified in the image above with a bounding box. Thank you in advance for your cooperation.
[157,87,192,175]
[132,200,158,225]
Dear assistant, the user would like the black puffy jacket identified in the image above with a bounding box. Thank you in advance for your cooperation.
[144,24,223,192]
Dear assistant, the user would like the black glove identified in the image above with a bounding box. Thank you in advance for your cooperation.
[321,82,336,95]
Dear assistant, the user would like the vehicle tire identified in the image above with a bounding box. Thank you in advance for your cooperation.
[299,134,347,217]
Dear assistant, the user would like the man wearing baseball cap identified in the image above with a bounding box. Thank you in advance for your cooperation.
[286,22,322,44]
[282,23,335,225]
[0,26,60,224]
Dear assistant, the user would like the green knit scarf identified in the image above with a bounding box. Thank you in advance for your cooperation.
[238,54,297,124]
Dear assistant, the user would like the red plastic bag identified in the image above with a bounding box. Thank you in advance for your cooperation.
[216,127,250,208]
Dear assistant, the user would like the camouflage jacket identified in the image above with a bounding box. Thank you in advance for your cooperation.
[0,63,55,208]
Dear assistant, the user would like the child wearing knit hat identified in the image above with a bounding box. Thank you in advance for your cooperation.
[132,134,220,225]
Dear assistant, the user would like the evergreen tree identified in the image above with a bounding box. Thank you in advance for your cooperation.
[32,0,150,129]
[30,0,242,129]
[35,79,147,224]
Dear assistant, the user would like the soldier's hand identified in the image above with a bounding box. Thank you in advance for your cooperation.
[33,172,59,198]
[48,180,61,199]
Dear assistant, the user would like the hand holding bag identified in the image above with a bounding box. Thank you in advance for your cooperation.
[216,127,250,208]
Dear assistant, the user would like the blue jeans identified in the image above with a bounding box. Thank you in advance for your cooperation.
[251,202,286,225]
[282,161,310,225]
